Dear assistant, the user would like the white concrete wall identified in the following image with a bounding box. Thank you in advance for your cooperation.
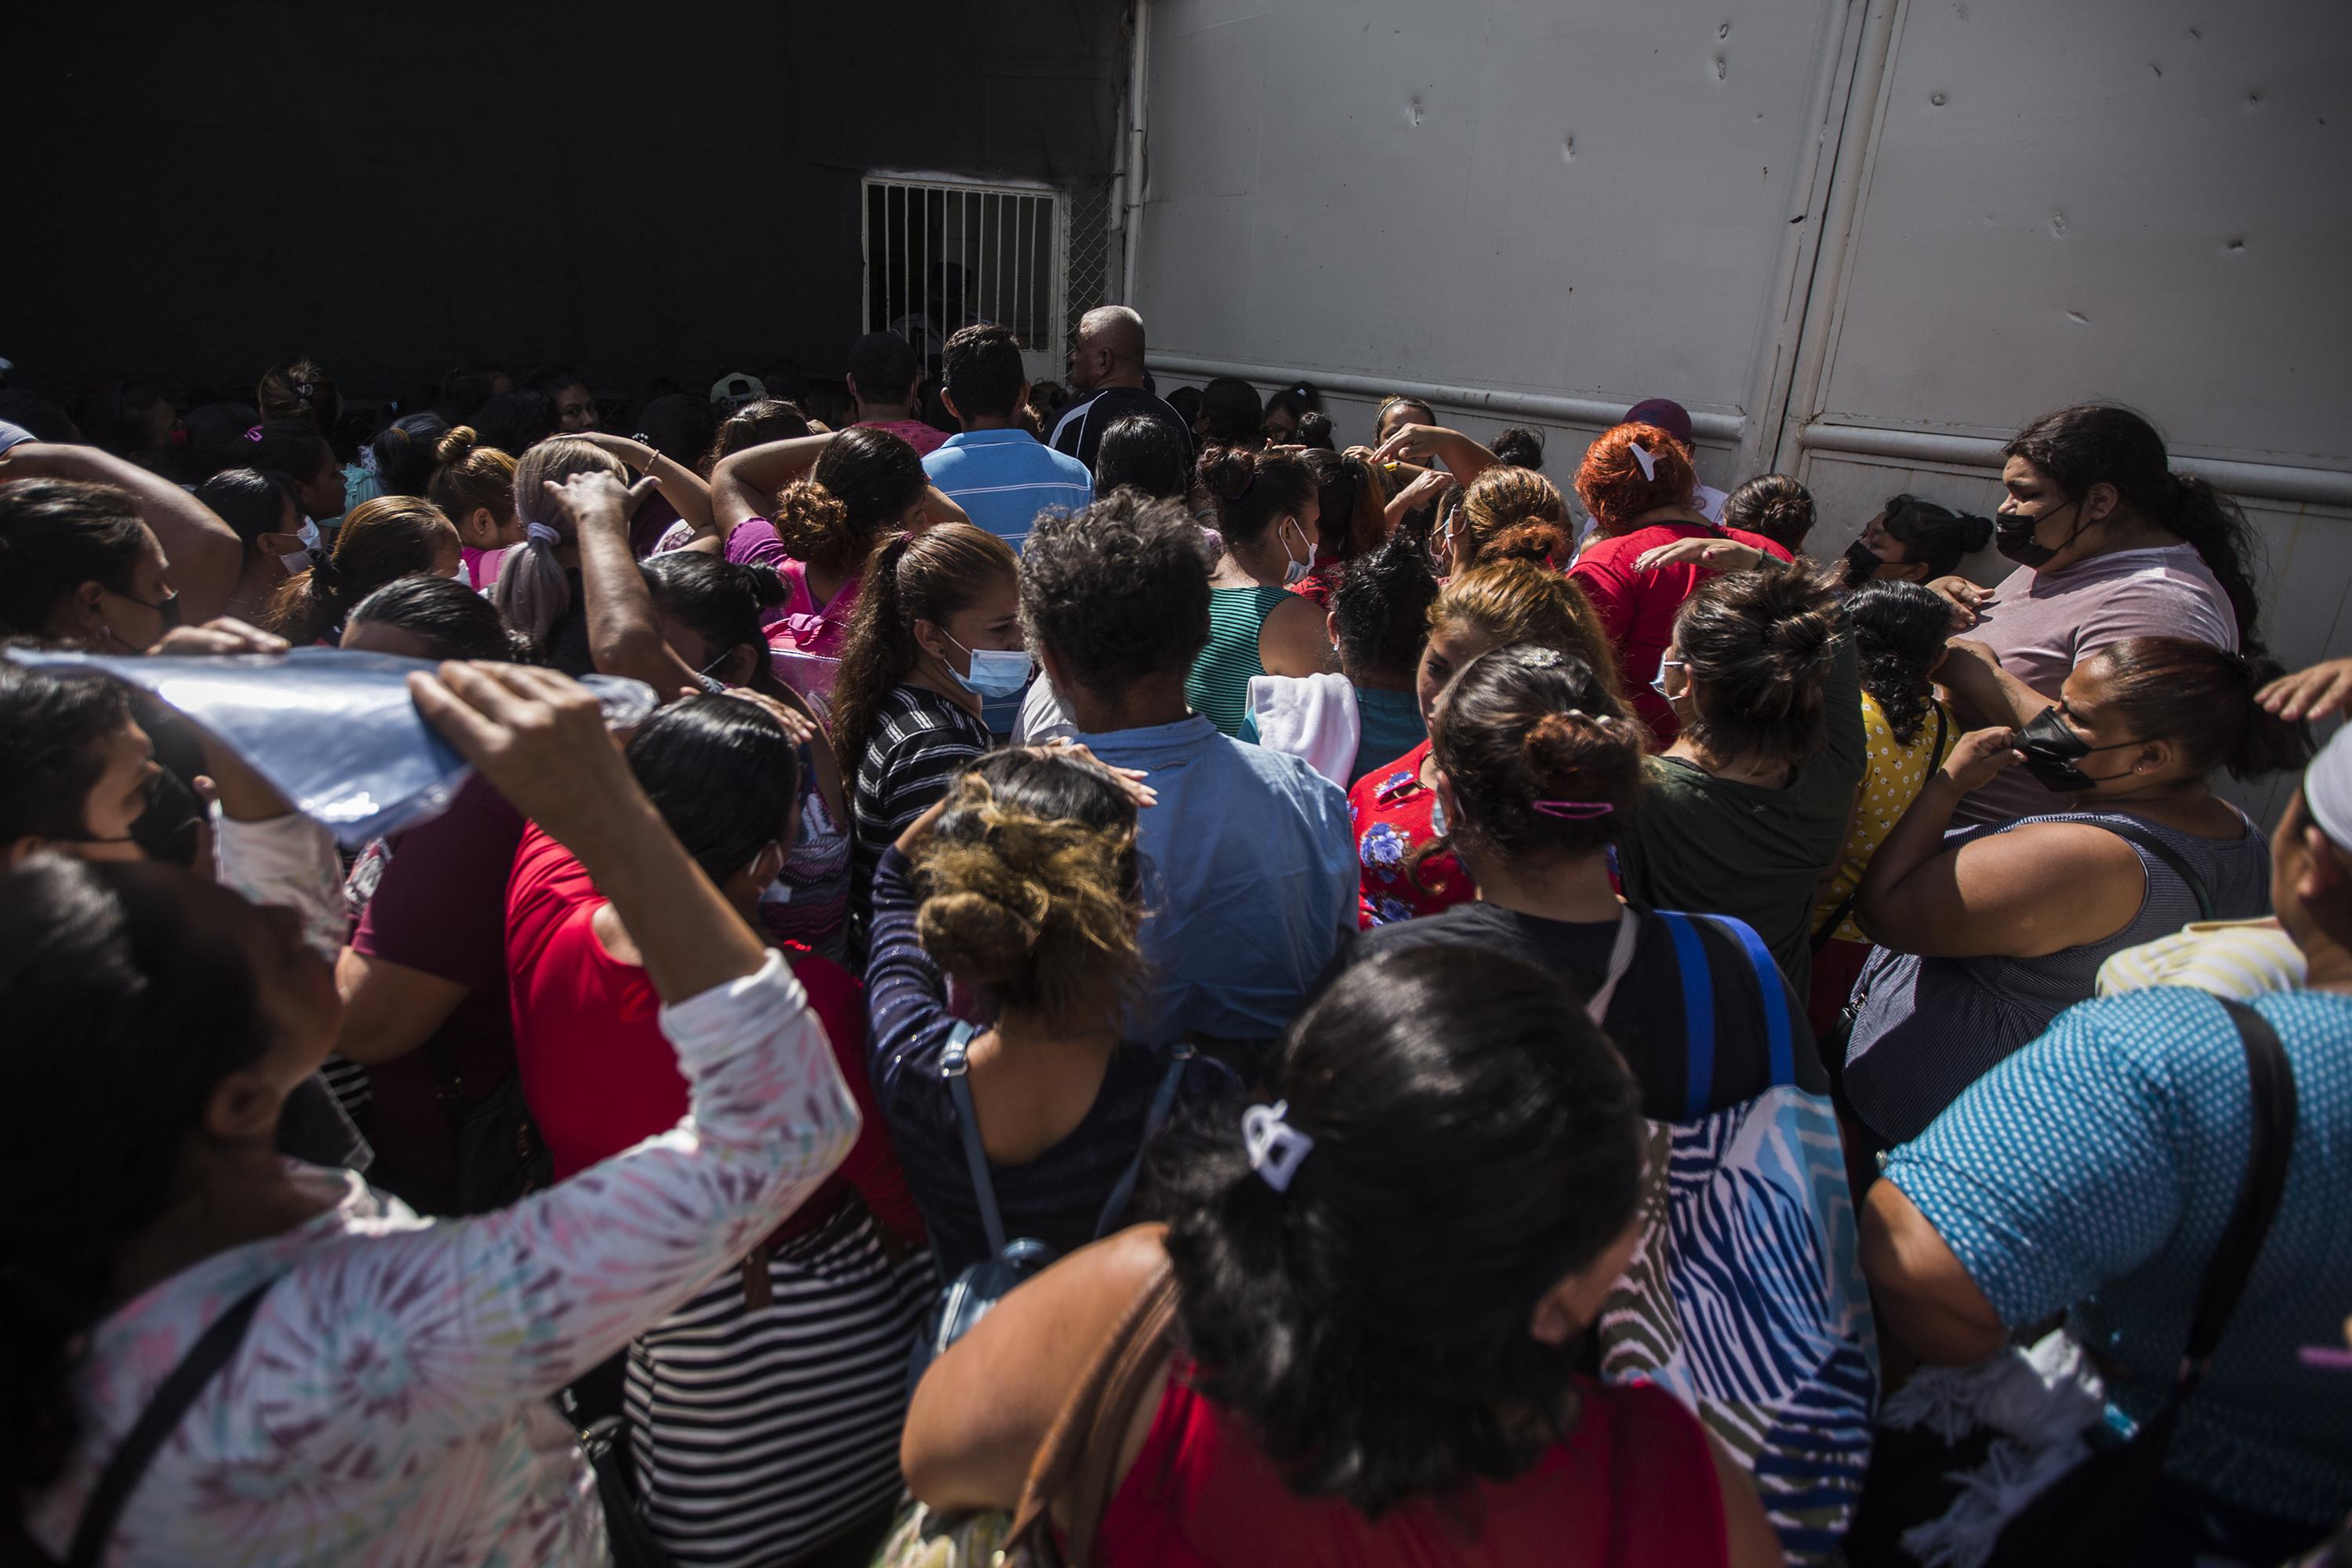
[1134,0,2352,820]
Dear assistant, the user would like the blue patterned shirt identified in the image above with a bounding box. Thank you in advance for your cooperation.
[1886,988,2352,1526]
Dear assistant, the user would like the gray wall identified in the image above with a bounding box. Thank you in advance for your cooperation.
[1136,0,2352,820]
[3,3,1127,398]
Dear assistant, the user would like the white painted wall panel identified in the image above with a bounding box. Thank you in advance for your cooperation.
[1139,0,1850,416]
[1813,0,2352,466]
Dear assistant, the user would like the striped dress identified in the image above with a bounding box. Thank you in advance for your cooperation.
[1186,584,1293,738]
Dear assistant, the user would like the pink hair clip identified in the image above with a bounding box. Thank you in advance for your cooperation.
[243,425,263,441]
[1531,800,1615,820]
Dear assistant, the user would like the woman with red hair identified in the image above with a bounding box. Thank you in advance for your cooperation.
[1567,423,1791,744]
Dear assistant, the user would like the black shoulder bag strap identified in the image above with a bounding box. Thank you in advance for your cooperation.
[2175,1000,2297,1410]
[1092,1043,1196,1240]
[2095,819,2216,923]
[1813,703,1951,956]
[64,1281,274,1568]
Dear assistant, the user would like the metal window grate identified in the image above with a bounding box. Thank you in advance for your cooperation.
[862,174,1067,385]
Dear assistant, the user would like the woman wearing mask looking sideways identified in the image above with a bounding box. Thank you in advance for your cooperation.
[1833,492,1994,590]
[828,522,1027,960]
[1933,403,2269,826]
[1840,636,2306,1151]
[1188,447,1337,737]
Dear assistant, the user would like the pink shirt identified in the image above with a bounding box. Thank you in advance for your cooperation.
[1957,542,2237,825]
[723,519,866,655]
[855,417,949,457]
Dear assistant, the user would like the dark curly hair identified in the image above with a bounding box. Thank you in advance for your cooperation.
[1845,579,1950,747]
[1157,945,1645,1518]
[1020,490,1215,694]
[1330,517,1438,685]
[770,424,929,573]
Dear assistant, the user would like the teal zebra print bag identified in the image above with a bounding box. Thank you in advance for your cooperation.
[1596,912,1879,1566]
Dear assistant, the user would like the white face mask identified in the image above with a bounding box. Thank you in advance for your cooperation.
[279,517,322,576]
[1281,516,1317,586]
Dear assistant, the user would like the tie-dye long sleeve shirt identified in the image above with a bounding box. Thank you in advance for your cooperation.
[27,946,858,1566]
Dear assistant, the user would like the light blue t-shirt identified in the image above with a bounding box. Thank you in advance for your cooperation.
[1886,987,2352,1527]
[922,427,1092,552]
[1066,714,1355,1049]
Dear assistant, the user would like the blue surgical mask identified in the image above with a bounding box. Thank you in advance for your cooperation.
[944,631,1033,699]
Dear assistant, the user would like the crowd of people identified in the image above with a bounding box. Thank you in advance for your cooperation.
[1,306,2347,1568]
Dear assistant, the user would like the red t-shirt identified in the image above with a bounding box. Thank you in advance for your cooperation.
[1094,1367,1727,1566]
[1346,740,1472,929]
[1568,521,1794,745]
[346,775,527,1210]
[504,826,923,1244]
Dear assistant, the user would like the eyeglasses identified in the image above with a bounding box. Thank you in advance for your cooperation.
[1650,659,1687,699]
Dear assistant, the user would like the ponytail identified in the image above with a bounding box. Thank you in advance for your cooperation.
[2165,473,2267,658]
[827,524,1018,773]
[495,437,626,643]
[264,497,456,645]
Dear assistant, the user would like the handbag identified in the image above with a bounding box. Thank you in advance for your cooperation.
[42,1282,274,1568]
[874,1260,1182,1568]
[906,1028,1192,1392]
[426,1031,551,1217]
[1595,910,1879,1566]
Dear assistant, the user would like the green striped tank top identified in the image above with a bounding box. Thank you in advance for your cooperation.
[1187,584,1295,737]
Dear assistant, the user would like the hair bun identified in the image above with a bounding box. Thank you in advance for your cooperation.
[435,426,481,466]
[1486,521,1570,566]
[1200,447,1258,502]
[916,885,1046,984]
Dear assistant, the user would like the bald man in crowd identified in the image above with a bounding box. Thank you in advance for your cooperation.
[1049,306,1195,472]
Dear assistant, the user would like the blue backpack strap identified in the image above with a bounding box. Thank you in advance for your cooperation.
[1699,914,1796,1089]
[1093,1043,1195,1239]
[941,1023,1009,1258]
[1657,912,1715,1122]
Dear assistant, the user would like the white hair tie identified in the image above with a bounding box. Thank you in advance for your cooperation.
[525,522,562,548]
[1630,443,1658,482]
[1242,1101,1315,1192]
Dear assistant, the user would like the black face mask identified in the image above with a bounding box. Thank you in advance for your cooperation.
[129,768,205,866]
[1840,538,1882,583]
[2014,706,2140,793]
[1993,498,2081,569]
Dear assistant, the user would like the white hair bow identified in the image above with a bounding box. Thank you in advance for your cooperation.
[1242,1101,1315,1192]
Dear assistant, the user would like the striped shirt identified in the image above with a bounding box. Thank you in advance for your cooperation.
[849,684,993,963]
[923,427,1093,551]
[2096,917,2307,1001]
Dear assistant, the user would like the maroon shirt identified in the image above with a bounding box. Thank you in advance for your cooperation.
[347,774,528,1214]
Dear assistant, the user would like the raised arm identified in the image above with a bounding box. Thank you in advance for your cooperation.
[1370,423,1498,487]
[316,661,855,1429]
[0,441,245,623]
[555,470,708,698]
[572,431,713,536]
[710,433,837,535]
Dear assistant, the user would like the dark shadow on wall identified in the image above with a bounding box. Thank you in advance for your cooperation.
[1,1,1123,398]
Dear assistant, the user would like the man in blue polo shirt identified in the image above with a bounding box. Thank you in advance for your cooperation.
[924,324,1092,553]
